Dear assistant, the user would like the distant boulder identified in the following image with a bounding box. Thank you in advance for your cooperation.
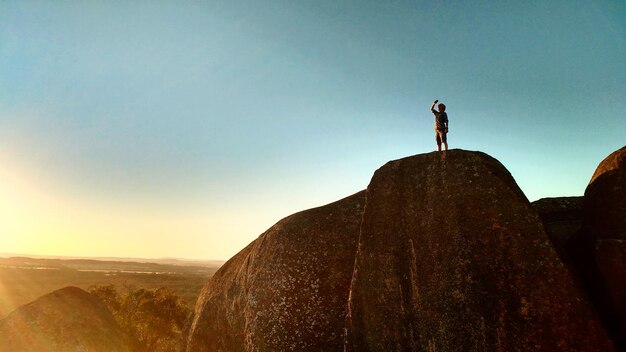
[186,191,366,352]
[344,150,613,351]
[0,286,136,352]
[532,196,583,262]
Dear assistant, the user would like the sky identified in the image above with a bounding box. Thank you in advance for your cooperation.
[0,0,624,260]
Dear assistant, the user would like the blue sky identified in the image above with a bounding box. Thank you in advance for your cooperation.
[0,0,624,259]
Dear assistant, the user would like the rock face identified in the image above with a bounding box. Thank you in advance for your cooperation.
[186,191,366,352]
[589,145,626,185]
[344,150,613,351]
[532,196,583,262]
[585,146,626,243]
[187,149,615,352]
[0,286,135,352]
[574,145,626,349]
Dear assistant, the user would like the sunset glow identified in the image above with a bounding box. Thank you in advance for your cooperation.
[0,1,624,260]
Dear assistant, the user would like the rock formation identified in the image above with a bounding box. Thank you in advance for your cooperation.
[568,145,626,349]
[186,191,366,352]
[0,286,136,352]
[344,150,612,351]
[589,145,626,185]
[532,196,583,262]
[187,149,616,352]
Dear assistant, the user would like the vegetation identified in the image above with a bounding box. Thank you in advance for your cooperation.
[90,285,190,352]
[0,257,220,351]
[0,257,220,319]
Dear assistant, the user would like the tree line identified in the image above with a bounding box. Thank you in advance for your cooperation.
[89,285,190,352]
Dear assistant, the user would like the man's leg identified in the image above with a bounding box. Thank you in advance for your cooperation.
[442,132,448,151]
[436,132,442,152]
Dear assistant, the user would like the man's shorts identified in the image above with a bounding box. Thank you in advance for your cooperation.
[436,129,447,145]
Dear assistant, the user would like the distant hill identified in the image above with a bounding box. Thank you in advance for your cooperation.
[0,286,137,352]
[0,253,224,270]
[0,256,222,276]
[0,256,224,319]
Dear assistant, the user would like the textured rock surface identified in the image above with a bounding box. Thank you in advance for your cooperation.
[344,150,613,352]
[0,286,135,352]
[583,146,626,242]
[575,145,626,349]
[187,149,618,352]
[186,191,366,352]
[589,145,626,185]
[595,240,626,348]
[532,196,583,262]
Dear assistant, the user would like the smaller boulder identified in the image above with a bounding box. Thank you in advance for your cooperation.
[186,191,366,352]
[0,286,136,352]
[532,196,583,262]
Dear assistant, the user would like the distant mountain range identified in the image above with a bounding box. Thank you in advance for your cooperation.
[0,253,224,268]
[0,255,224,276]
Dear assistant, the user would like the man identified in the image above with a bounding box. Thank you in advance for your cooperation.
[430,99,448,151]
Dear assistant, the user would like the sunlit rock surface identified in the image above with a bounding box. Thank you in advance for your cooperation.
[186,191,366,352]
[0,286,135,352]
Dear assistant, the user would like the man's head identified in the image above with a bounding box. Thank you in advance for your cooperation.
[438,103,446,112]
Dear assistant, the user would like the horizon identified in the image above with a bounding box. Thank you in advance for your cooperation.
[1,1,624,261]
[0,251,225,263]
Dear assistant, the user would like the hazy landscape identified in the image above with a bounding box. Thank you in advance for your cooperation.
[0,255,223,319]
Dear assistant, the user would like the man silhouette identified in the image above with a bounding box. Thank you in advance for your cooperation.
[430,99,448,151]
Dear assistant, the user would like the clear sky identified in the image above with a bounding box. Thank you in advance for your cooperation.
[0,0,624,260]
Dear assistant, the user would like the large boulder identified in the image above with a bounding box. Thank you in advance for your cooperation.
[0,286,136,352]
[186,149,616,352]
[186,191,366,352]
[585,146,626,243]
[573,145,626,349]
[344,150,613,351]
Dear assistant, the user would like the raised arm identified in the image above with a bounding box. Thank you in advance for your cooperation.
[430,99,438,113]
